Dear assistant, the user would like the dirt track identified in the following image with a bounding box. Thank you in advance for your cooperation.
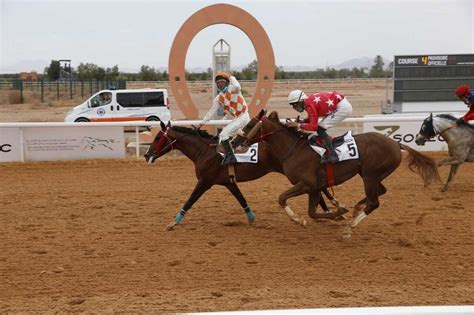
[0,153,472,313]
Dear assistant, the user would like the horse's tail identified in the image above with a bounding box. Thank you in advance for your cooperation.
[400,144,441,186]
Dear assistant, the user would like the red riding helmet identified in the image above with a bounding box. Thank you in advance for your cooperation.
[455,84,470,97]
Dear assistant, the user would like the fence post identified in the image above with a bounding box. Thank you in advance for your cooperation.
[57,81,60,101]
[20,81,24,104]
[41,80,44,103]
[135,126,140,159]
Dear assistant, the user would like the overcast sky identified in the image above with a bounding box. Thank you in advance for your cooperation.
[0,0,473,73]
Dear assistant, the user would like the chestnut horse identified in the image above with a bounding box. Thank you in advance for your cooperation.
[144,121,341,230]
[244,110,441,235]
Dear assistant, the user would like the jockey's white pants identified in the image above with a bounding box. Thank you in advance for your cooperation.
[219,112,250,142]
[319,98,353,130]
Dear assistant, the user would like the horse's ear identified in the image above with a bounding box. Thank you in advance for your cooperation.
[166,121,171,128]
[429,113,433,119]
[160,121,166,130]
[257,109,265,119]
[268,111,279,121]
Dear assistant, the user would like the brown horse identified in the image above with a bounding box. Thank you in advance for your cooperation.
[244,110,441,236]
[144,121,341,230]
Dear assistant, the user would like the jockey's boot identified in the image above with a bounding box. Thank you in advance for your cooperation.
[318,128,339,164]
[221,139,237,165]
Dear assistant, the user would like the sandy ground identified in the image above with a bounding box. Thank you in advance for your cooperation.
[0,79,390,122]
[0,153,472,313]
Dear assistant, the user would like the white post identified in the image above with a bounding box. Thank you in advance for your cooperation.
[135,126,140,159]
[20,127,25,162]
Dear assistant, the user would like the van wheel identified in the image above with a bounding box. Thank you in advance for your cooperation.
[75,118,90,122]
[146,116,160,122]
[146,116,160,130]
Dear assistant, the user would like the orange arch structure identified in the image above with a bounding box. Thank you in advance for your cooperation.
[169,4,275,119]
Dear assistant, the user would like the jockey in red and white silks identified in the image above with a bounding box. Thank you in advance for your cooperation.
[199,72,250,165]
[287,90,353,164]
[300,91,352,131]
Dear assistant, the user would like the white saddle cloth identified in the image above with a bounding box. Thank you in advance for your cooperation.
[309,131,359,162]
[219,143,259,163]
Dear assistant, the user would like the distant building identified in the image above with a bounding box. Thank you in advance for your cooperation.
[19,71,38,82]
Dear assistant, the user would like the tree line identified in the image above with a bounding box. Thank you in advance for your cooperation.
[6,55,392,81]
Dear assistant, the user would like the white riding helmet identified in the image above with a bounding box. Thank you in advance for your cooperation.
[288,90,307,104]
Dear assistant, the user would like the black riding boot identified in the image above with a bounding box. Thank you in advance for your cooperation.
[221,139,237,165]
[317,128,339,164]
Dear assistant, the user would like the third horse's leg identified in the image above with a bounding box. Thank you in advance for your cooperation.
[441,164,459,192]
[225,182,255,223]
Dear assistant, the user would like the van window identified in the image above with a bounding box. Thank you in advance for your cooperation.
[144,92,165,107]
[117,92,143,107]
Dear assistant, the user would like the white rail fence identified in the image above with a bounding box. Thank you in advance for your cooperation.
[0,114,454,163]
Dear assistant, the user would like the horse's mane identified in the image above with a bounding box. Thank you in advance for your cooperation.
[268,111,307,137]
[171,126,217,139]
[437,114,474,130]
[437,114,457,121]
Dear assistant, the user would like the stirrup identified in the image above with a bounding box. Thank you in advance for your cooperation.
[222,153,237,165]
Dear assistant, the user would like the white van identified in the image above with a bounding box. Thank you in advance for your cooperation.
[65,89,171,122]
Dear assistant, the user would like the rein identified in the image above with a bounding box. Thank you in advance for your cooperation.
[156,128,217,162]
[245,128,278,145]
[280,136,302,163]
[437,124,457,135]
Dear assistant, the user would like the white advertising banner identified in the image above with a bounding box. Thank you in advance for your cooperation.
[0,127,22,162]
[23,127,125,161]
[363,118,448,151]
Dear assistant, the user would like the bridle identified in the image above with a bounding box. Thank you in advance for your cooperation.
[153,127,177,155]
[419,116,457,142]
[151,127,214,160]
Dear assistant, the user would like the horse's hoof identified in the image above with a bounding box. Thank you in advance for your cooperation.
[247,212,255,223]
[165,224,175,231]
[301,219,307,227]
[342,233,352,239]
[342,226,352,238]
[308,212,318,220]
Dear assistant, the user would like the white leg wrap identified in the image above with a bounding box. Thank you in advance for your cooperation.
[284,206,306,226]
[284,206,296,217]
[351,211,367,227]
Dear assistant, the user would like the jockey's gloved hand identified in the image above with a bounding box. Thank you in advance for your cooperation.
[456,118,465,126]
[286,121,299,128]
